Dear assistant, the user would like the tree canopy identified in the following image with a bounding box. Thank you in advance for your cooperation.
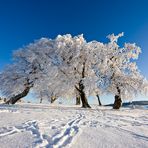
[0,33,147,108]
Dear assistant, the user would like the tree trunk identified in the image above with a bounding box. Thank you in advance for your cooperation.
[79,90,91,108]
[51,96,57,103]
[74,62,91,108]
[113,95,122,109]
[96,94,102,106]
[76,96,81,105]
[40,97,43,103]
[6,87,30,104]
[75,80,91,108]
[113,86,122,109]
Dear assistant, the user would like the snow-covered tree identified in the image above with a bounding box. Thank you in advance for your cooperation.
[53,34,109,108]
[0,33,147,109]
[0,63,33,104]
[93,33,148,109]
[0,36,82,105]
[0,38,54,104]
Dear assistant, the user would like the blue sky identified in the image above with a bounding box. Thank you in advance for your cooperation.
[0,0,148,103]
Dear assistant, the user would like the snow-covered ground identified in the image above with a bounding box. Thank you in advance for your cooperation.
[0,103,147,148]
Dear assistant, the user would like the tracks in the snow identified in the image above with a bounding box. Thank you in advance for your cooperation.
[0,113,84,148]
[0,120,49,147]
[43,113,84,148]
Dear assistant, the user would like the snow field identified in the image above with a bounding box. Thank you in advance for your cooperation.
[0,104,147,148]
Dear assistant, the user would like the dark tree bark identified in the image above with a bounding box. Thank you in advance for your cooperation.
[76,96,81,105]
[40,97,43,103]
[74,61,91,108]
[39,92,43,103]
[110,71,122,109]
[96,94,102,106]
[75,80,91,108]
[113,86,122,109]
[79,90,91,108]
[6,86,31,104]
[51,96,57,103]
[5,78,33,105]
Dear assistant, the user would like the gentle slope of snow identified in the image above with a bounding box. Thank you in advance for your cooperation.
[0,103,147,148]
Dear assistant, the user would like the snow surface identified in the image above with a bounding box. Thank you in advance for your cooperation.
[0,103,147,148]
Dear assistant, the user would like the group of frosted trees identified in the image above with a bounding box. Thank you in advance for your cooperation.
[0,33,148,109]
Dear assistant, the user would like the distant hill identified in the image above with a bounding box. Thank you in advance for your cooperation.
[106,101,148,107]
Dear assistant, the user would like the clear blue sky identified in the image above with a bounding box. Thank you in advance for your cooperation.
[0,0,148,77]
[0,0,148,103]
